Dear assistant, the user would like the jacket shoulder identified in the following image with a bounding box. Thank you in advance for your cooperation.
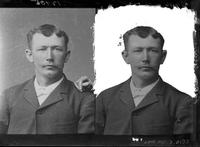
[2,79,32,104]
[97,80,128,101]
[163,81,191,99]
[161,81,193,106]
[65,79,94,100]
[4,79,31,95]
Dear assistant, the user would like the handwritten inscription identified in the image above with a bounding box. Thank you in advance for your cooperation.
[131,137,190,145]
[30,0,61,6]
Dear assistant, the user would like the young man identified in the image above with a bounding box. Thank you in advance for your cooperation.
[0,24,94,134]
[95,26,193,135]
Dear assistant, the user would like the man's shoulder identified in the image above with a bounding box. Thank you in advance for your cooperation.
[4,79,32,95]
[161,80,192,102]
[97,79,129,98]
[1,79,33,104]
[163,81,190,96]
[63,78,83,93]
[63,78,94,100]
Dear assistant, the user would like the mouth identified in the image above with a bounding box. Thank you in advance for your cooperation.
[43,65,57,69]
[138,66,153,70]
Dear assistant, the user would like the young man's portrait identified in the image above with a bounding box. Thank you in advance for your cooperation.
[94,6,195,135]
[0,8,95,134]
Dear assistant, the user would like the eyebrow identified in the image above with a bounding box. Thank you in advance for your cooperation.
[51,45,63,48]
[37,45,63,48]
[133,46,159,49]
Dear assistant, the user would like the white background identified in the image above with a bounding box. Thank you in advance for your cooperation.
[94,6,196,97]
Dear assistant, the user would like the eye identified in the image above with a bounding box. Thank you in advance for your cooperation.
[149,48,159,53]
[37,47,46,51]
[56,48,62,51]
[54,47,64,51]
[151,49,158,52]
[133,48,142,53]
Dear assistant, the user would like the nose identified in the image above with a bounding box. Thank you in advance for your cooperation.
[142,50,150,63]
[46,47,53,62]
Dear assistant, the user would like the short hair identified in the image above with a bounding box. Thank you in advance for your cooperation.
[27,24,69,50]
[123,26,165,50]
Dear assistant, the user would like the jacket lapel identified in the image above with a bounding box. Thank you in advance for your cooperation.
[39,77,70,109]
[23,77,40,109]
[119,78,136,111]
[133,78,165,112]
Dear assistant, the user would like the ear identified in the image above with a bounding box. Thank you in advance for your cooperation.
[160,50,167,64]
[25,49,33,63]
[64,50,71,63]
[122,50,129,64]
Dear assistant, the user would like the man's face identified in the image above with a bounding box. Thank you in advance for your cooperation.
[123,34,166,81]
[26,33,70,79]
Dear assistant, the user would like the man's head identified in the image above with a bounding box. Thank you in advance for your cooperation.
[25,24,70,81]
[27,24,69,50]
[122,26,167,84]
[123,26,164,51]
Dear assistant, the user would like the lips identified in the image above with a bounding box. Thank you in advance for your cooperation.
[138,66,153,70]
[43,65,57,69]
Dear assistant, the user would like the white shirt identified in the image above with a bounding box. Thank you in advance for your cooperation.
[130,78,159,107]
[34,77,64,105]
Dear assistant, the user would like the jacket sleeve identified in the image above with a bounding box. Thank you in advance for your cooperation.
[77,93,95,134]
[0,91,9,134]
[173,95,194,134]
[95,92,106,134]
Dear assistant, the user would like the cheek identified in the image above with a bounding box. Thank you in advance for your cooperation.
[128,55,140,64]
[32,54,44,63]
[55,55,66,64]
[151,56,162,65]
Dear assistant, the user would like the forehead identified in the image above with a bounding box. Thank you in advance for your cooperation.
[127,34,161,48]
[31,33,65,47]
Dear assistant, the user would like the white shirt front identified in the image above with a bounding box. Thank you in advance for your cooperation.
[130,78,159,107]
[34,77,64,105]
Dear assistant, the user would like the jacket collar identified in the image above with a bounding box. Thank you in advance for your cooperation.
[119,76,165,112]
[119,77,136,111]
[23,77,39,109]
[23,75,71,110]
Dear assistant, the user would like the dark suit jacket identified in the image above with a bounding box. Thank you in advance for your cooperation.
[96,77,193,135]
[0,76,94,134]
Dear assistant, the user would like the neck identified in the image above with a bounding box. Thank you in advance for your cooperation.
[35,73,63,87]
[132,75,159,88]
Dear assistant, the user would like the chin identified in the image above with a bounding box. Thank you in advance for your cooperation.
[44,71,59,79]
[139,73,156,80]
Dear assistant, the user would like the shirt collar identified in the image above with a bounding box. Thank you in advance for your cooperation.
[34,76,64,95]
[130,77,159,97]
